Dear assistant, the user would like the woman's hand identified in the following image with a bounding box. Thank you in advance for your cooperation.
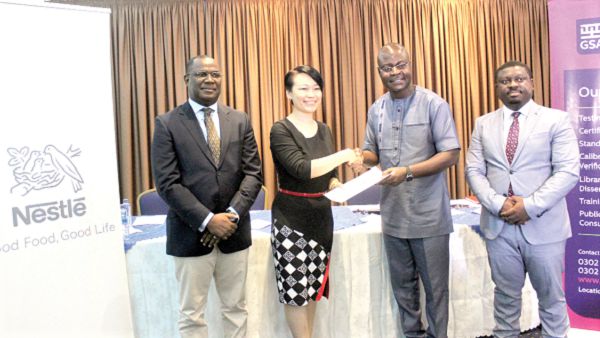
[328,178,342,190]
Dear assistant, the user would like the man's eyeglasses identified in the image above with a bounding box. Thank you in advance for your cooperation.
[497,77,530,85]
[188,71,222,79]
[378,61,410,74]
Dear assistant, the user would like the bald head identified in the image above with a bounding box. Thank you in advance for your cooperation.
[378,43,409,66]
[376,43,413,98]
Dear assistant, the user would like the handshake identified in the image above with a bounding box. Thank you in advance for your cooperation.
[343,148,366,174]
[340,148,410,186]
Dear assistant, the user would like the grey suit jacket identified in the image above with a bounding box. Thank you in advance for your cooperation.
[151,101,262,257]
[465,101,579,244]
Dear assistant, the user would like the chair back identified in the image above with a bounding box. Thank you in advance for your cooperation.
[250,185,268,210]
[137,188,169,215]
[346,184,381,205]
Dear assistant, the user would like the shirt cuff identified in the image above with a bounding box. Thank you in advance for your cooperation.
[227,207,239,223]
[199,212,214,232]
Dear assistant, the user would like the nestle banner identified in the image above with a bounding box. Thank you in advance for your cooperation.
[549,0,600,331]
[0,2,134,337]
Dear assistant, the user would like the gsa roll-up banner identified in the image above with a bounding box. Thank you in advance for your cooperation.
[549,0,600,332]
[0,2,134,337]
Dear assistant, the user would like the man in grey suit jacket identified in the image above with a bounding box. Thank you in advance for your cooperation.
[466,61,579,338]
[151,55,262,338]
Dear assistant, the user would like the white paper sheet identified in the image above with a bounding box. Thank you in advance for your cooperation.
[325,167,389,203]
[132,215,167,226]
[250,219,271,230]
[450,198,482,214]
[128,226,143,234]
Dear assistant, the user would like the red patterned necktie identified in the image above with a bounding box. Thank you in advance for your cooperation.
[505,111,520,196]
[202,107,220,163]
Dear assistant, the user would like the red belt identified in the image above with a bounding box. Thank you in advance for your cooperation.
[278,188,325,198]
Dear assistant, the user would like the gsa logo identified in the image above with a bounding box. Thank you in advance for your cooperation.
[8,145,84,196]
[577,17,600,54]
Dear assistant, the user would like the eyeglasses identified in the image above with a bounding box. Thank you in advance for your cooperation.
[188,71,222,79]
[497,77,530,85]
[378,61,410,74]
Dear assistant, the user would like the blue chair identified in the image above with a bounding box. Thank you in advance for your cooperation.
[346,184,381,205]
[251,185,268,210]
[137,188,169,215]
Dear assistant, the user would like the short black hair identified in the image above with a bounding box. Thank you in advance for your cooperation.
[284,65,324,92]
[185,55,213,74]
[494,61,533,83]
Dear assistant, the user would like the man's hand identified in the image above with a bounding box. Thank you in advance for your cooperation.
[208,212,238,238]
[200,212,238,247]
[380,167,407,186]
[499,197,515,216]
[200,232,220,247]
[499,196,531,225]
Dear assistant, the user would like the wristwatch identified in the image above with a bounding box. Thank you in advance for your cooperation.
[405,166,414,182]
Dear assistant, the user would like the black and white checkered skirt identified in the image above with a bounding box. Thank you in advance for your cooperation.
[270,194,334,306]
[271,221,331,306]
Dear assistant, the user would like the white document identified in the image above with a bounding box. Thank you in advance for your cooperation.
[250,219,271,230]
[450,198,482,214]
[132,215,167,226]
[325,167,389,203]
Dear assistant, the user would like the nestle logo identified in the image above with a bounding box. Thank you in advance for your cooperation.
[12,197,87,227]
[577,18,600,54]
[8,145,84,196]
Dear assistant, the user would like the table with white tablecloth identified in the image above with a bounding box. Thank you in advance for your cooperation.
[125,204,540,338]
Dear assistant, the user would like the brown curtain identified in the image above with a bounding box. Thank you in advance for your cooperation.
[105,0,550,212]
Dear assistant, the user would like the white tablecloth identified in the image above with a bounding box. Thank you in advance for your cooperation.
[125,206,540,338]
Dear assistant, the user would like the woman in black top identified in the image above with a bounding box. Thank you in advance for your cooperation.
[270,65,359,338]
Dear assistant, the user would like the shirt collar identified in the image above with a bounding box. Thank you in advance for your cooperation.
[188,99,218,117]
[503,99,534,118]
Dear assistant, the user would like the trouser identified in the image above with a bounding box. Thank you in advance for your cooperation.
[486,225,568,338]
[383,233,450,338]
[173,247,250,338]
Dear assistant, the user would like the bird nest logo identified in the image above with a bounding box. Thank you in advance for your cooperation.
[8,145,84,196]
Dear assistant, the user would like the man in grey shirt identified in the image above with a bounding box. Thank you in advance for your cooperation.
[352,43,460,338]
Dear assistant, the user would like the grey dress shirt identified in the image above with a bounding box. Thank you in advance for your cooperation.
[363,87,461,238]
